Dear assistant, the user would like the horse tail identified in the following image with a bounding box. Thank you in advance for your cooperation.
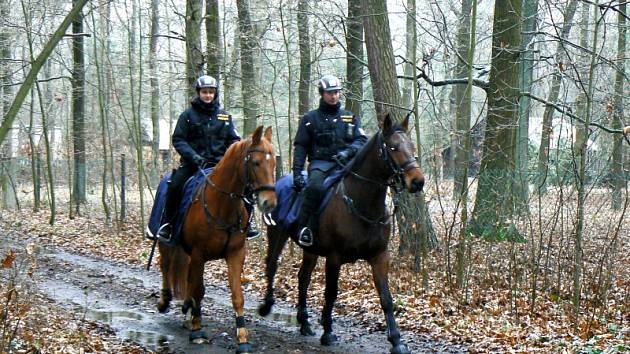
[163,245,190,299]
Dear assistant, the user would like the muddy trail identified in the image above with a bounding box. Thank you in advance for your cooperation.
[2,230,466,353]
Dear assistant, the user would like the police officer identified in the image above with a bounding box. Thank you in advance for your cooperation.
[292,75,367,246]
[156,75,259,240]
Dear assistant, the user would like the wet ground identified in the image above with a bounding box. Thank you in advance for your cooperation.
[2,230,467,353]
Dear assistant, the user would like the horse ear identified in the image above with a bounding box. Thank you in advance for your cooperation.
[252,125,264,145]
[263,126,273,142]
[383,113,393,133]
[402,113,410,132]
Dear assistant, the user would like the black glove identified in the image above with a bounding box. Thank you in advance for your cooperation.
[333,149,351,165]
[192,154,206,167]
[293,171,306,192]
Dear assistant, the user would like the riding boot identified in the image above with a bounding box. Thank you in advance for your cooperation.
[157,188,178,241]
[244,197,260,240]
[297,193,319,247]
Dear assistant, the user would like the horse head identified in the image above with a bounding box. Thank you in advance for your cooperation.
[381,113,425,193]
[245,126,277,213]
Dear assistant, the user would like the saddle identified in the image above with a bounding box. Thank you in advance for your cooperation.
[146,168,213,245]
[270,166,347,232]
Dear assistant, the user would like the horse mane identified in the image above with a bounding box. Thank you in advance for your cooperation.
[214,138,251,171]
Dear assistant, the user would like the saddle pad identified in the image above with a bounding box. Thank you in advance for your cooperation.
[147,168,213,245]
[271,166,347,231]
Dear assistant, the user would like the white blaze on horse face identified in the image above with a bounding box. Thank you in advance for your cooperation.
[266,154,271,160]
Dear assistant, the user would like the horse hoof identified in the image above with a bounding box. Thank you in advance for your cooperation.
[257,300,274,317]
[300,324,315,336]
[236,342,253,354]
[157,301,169,313]
[320,332,337,346]
[391,344,411,354]
[189,329,209,344]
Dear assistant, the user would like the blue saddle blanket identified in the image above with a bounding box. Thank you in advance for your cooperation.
[271,167,347,231]
[147,168,213,244]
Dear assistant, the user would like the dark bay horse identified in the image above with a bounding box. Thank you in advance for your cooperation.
[258,114,424,354]
[157,126,276,354]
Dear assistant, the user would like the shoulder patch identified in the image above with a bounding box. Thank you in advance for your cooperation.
[341,115,354,122]
[217,114,230,121]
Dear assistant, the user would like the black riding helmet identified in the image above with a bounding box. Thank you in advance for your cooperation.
[318,75,342,95]
[196,75,219,95]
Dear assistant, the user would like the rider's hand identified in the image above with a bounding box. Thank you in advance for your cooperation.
[192,154,206,167]
[333,149,351,165]
[293,171,306,192]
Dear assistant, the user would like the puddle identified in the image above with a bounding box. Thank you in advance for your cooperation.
[267,312,299,327]
[85,308,173,352]
[123,330,171,352]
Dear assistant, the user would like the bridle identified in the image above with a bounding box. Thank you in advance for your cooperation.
[198,144,275,234]
[347,130,420,190]
[339,130,421,225]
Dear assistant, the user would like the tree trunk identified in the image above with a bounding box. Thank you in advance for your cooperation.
[471,0,522,239]
[455,0,477,290]
[206,0,222,80]
[611,1,626,210]
[452,0,473,198]
[362,0,436,265]
[72,0,87,208]
[186,0,204,97]
[236,0,258,134]
[361,0,402,120]
[514,0,538,210]
[573,0,600,321]
[91,4,111,222]
[149,0,161,184]
[1,0,16,209]
[295,0,311,165]
[535,0,578,193]
[298,0,311,118]
[345,0,363,117]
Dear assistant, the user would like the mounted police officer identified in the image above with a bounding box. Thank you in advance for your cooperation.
[292,75,368,246]
[156,75,259,240]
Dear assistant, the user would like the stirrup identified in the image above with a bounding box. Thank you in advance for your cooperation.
[156,223,172,242]
[298,227,313,247]
[246,228,261,240]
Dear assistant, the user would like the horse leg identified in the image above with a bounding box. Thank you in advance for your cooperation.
[157,243,173,313]
[226,245,252,354]
[184,252,208,343]
[297,252,318,336]
[320,257,341,346]
[258,225,289,317]
[370,252,410,354]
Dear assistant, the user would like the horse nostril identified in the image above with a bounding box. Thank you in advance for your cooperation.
[412,179,424,193]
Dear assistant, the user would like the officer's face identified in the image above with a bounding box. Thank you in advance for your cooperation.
[199,88,216,103]
[322,90,340,105]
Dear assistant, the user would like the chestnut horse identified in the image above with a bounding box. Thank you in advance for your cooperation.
[157,126,276,354]
[258,115,424,354]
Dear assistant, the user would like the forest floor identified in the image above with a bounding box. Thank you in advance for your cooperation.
[0,186,628,353]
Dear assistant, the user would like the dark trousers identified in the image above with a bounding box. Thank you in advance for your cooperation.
[298,169,328,228]
[162,163,198,224]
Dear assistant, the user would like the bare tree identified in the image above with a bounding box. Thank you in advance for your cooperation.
[236,0,259,134]
[345,0,362,117]
[71,0,87,208]
[186,0,204,97]
[206,0,222,79]
[611,0,626,209]
[149,0,161,182]
[471,0,522,238]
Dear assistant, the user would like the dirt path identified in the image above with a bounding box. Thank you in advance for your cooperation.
[2,229,466,353]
